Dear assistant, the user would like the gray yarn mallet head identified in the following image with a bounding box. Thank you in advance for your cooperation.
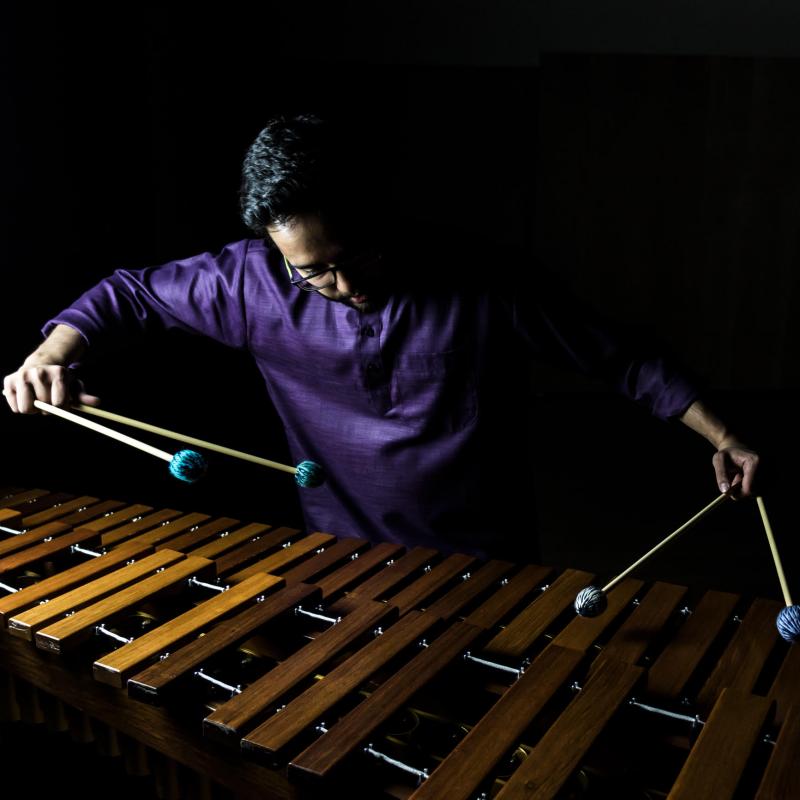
[574,585,608,617]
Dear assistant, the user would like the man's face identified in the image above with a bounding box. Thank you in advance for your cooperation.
[267,213,384,313]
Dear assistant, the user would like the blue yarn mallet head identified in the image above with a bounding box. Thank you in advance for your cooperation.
[776,605,800,643]
[168,449,207,483]
[575,585,608,618]
[294,460,325,489]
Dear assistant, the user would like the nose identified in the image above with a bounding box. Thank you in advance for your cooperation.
[334,269,358,295]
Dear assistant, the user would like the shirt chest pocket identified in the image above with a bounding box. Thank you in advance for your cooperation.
[390,348,478,434]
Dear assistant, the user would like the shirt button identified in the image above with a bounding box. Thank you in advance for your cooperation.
[362,326,375,337]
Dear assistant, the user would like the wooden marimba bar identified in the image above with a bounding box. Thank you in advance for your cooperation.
[0,485,798,799]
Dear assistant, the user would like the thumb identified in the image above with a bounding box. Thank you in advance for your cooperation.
[69,376,102,408]
[76,392,102,407]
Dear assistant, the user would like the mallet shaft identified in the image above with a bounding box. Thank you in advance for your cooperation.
[756,496,793,607]
[34,401,173,462]
[602,492,730,593]
[74,403,297,475]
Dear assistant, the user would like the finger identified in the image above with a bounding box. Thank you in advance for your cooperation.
[15,379,37,414]
[3,378,19,413]
[77,392,102,407]
[740,456,759,497]
[26,369,52,405]
[712,451,731,493]
[3,387,19,414]
[51,373,69,407]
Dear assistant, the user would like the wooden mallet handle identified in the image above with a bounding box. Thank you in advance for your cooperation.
[74,403,297,476]
[756,496,793,607]
[602,491,731,593]
[34,400,173,462]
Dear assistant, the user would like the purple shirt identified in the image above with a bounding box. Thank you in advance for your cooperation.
[44,237,699,557]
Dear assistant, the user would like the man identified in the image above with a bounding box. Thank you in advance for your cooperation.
[4,113,759,559]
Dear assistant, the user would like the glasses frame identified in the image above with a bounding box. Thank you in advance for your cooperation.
[282,251,383,293]
[283,255,339,292]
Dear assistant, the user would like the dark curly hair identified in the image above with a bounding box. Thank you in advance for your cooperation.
[239,113,385,236]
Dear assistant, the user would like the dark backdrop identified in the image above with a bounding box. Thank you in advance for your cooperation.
[2,6,798,600]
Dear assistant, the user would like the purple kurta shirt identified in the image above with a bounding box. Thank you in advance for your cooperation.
[44,237,699,557]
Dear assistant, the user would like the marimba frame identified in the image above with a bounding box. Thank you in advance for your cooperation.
[0,486,798,800]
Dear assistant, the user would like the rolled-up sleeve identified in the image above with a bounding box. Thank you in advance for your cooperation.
[509,269,700,421]
[42,239,251,350]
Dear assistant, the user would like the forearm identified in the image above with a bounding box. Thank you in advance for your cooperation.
[23,324,87,367]
[680,399,759,495]
[679,399,741,450]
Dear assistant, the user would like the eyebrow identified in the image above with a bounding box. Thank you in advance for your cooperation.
[286,251,354,273]
[289,260,328,272]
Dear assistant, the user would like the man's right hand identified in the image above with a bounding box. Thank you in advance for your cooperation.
[3,324,100,414]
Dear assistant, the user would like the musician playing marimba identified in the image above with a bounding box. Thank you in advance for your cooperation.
[3,113,759,559]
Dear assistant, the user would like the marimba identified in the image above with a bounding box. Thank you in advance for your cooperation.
[0,486,797,799]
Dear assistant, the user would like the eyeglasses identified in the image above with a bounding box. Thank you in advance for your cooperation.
[283,251,383,292]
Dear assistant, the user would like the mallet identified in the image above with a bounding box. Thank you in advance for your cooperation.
[33,400,207,483]
[756,496,799,643]
[574,491,732,617]
[73,403,325,488]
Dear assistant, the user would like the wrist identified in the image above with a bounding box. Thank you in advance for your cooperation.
[680,400,738,450]
[23,349,70,368]
[23,325,85,368]
[714,433,744,451]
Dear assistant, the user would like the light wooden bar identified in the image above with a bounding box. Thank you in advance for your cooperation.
[225,532,336,582]
[156,516,242,552]
[290,619,485,781]
[328,546,438,615]
[99,509,186,547]
[34,554,214,653]
[21,495,99,527]
[93,571,285,687]
[203,598,398,744]
[240,610,443,759]
[0,540,154,625]
[128,582,322,703]
[8,550,187,640]
[0,521,71,558]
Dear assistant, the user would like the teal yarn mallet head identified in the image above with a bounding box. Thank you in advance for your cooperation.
[168,449,208,483]
[32,401,209,484]
[294,460,325,488]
